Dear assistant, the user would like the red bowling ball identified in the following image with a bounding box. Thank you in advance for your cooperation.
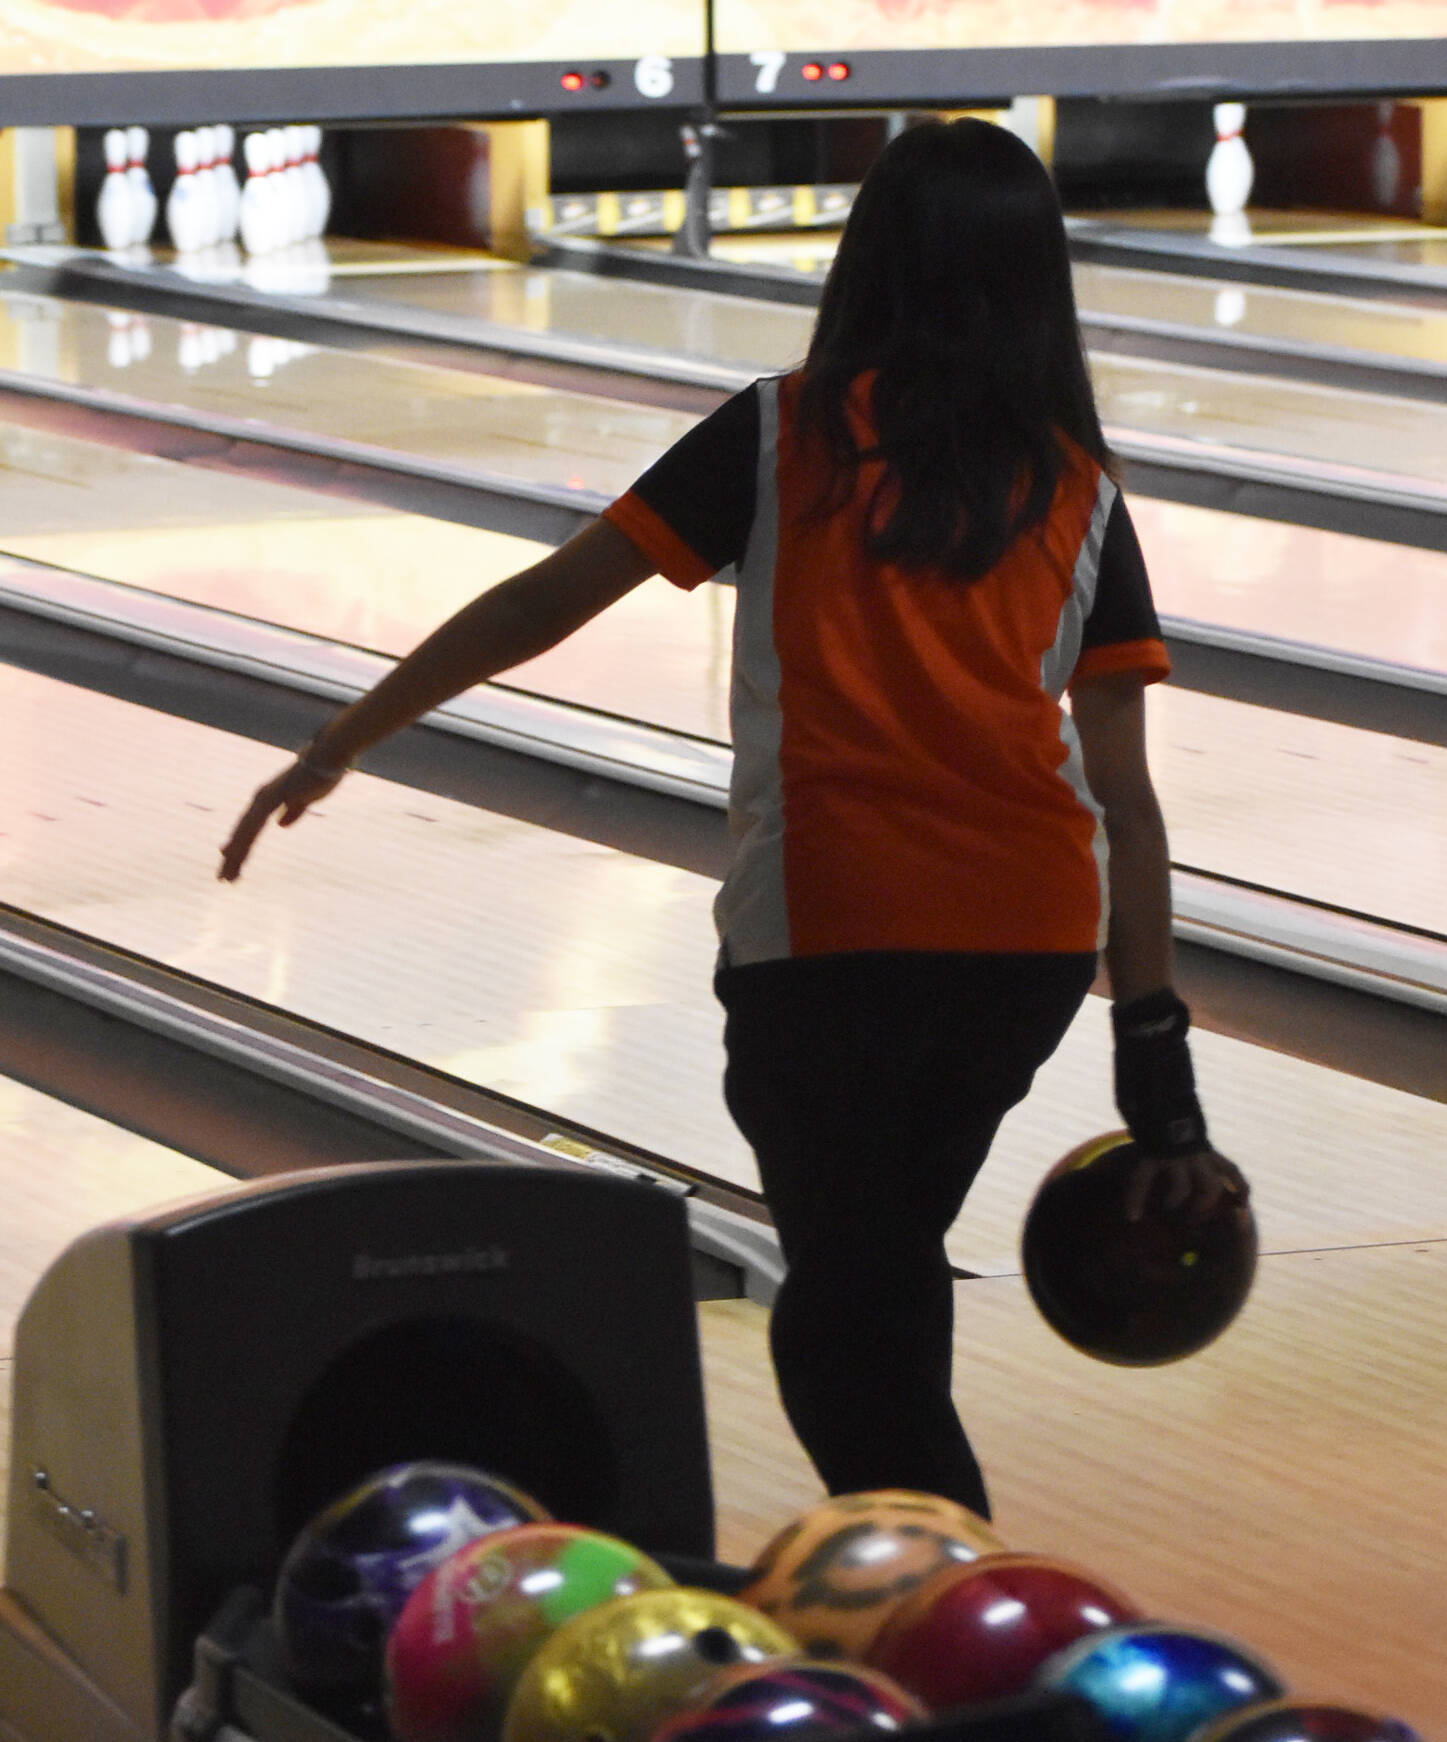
[867,1550,1141,1708]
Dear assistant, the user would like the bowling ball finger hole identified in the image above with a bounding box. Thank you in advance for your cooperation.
[694,1625,743,1664]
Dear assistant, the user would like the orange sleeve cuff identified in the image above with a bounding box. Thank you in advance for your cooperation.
[1070,638,1172,687]
[603,493,717,592]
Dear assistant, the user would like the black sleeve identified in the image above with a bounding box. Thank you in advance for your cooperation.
[1081,493,1163,652]
[624,382,759,575]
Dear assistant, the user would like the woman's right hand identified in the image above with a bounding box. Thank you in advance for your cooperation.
[218,756,345,884]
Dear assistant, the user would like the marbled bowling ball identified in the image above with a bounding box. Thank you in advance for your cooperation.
[868,1550,1141,1706]
[273,1461,548,1699]
[1190,1700,1425,1742]
[1023,1132,1257,1365]
[650,1658,924,1738]
[501,1587,799,1742]
[386,1523,674,1742]
[740,1490,1003,1662]
[1037,1622,1284,1742]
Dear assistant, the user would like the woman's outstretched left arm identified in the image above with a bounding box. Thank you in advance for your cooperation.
[218,518,654,882]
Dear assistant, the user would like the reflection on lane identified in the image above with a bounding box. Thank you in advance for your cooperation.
[0,288,698,501]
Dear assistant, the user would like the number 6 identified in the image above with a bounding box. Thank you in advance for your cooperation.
[634,55,675,99]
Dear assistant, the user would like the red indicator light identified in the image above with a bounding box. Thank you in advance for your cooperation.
[560,70,585,91]
[801,61,824,81]
[590,69,611,88]
[827,60,851,80]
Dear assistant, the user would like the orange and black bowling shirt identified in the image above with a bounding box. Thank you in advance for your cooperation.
[604,370,1170,967]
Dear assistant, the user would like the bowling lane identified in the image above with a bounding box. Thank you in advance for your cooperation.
[5,286,1447,516]
[1,423,1444,938]
[1067,209,1447,295]
[5,416,1444,678]
[1073,261,1447,372]
[297,254,813,379]
[658,234,1447,377]
[2,667,1444,1283]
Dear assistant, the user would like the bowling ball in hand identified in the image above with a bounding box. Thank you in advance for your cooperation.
[740,1490,1003,1662]
[1037,1621,1284,1742]
[1022,1132,1257,1365]
[1190,1701,1425,1742]
[501,1587,798,1742]
[273,1461,548,1702]
[650,1658,924,1737]
[386,1523,674,1742]
[868,1550,1141,1707]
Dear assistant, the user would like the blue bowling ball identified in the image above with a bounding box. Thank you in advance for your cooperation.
[273,1460,548,1701]
[1036,1621,1285,1742]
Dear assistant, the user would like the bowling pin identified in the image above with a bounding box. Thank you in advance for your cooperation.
[1206,103,1253,222]
[214,124,242,243]
[239,131,276,255]
[1371,102,1402,209]
[302,125,330,240]
[193,126,221,249]
[262,128,292,248]
[167,130,208,255]
[282,126,308,246]
[96,129,134,252]
[125,126,157,248]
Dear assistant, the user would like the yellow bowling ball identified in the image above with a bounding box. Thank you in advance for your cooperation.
[740,1489,1004,1662]
[501,1586,798,1742]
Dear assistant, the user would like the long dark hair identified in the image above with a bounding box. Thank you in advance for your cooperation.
[799,117,1112,580]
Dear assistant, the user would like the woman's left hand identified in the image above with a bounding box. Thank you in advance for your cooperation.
[1124,1146,1250,1224]
[218,757,344,883]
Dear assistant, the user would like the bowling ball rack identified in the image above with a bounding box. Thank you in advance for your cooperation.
[172,1562,1112,1742]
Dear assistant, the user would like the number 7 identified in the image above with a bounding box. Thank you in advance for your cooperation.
[750,50,787,94]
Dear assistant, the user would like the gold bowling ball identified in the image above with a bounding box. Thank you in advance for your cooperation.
[740,1489,1004,1662]
[500,1586,798,1742]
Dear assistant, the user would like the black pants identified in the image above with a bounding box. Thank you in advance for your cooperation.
[717,950,1096,1521]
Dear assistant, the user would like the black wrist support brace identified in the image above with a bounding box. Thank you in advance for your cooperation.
[1111,987,1209,1159]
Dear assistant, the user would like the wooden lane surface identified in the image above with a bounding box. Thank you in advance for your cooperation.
[701,1244,1447,1735]
[3,667,1445,1276]
[6,415,1447,681]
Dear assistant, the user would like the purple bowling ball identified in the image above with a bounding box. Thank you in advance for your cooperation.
[273,1460,548,1700]
[652,1660,924,1738]
[1190,1700,1425,1742]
